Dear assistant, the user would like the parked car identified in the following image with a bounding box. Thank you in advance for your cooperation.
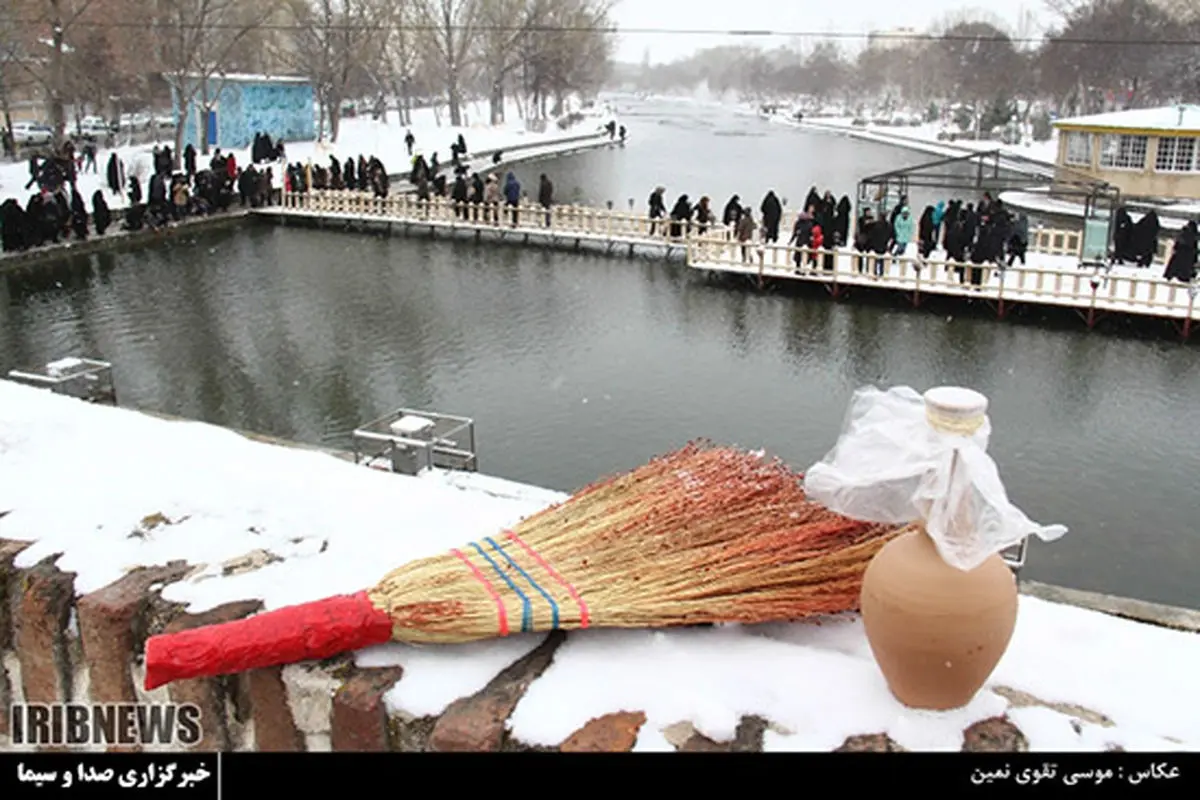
[118,112,152,131]
[154,113,176,130]
[75,116,111,139]
[12,121,54,146]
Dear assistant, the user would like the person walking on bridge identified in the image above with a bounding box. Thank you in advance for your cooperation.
[648,186,666,237]
[504,172,521,226]
[538,174,554,227]
[736,209,757,264]
[760,190,782,244]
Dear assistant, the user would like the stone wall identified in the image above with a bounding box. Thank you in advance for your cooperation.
[0,537,1091,753]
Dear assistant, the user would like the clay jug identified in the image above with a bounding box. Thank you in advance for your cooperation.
[859,387,1018,711]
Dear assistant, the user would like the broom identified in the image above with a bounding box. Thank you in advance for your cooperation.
[143,441,903,690]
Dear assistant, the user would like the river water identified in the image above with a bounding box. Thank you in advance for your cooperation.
[2,97,1198,609]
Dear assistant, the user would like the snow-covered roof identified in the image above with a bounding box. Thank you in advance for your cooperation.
[1054,105,1200,135]
[182,72,310,84]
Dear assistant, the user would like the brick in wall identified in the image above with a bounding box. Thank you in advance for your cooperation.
[0,539,32,738]
[245,668,305,752]
[14,557,77,704]
[160,600,263,751]
[330,667,404,752]
[428,631,564,752]
[560,711,647,752]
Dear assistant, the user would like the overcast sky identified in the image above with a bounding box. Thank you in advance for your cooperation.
[611,1,1046,64]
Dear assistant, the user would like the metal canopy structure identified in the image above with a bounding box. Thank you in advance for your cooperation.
[856,149,1123,266]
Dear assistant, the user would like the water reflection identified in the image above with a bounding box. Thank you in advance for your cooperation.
[2,102,1199,608]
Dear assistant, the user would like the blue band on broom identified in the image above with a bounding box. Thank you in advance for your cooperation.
[143,442,901,691]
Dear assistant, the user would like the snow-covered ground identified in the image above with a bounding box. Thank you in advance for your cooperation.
[1,378,1197,752]
[0,98,615,212]
[770,114,1061,168]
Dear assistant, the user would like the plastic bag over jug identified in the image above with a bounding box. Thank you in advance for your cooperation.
[803,385,1067,572]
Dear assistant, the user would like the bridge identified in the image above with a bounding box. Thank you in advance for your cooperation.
[262,191,1198,341]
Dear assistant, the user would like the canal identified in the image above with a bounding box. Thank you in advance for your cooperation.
[2,98,1198,610]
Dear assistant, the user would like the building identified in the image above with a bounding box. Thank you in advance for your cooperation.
[1053,105,1200,200]
[173,73,314,152]
[866,28,918,51]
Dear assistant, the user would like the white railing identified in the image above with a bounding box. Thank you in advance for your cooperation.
[280,191,733,245]
[280,190,1171,265]
[685,237,1200,322]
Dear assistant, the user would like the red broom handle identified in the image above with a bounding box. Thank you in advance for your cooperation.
[143,591,394,690]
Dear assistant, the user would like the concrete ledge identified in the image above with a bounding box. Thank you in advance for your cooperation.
[0,211,252,272]
[1020,580,1200,634]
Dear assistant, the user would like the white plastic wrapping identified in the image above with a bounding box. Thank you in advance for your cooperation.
[803,385,1067,572]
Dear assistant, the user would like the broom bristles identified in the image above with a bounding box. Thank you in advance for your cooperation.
[367,441,903,643]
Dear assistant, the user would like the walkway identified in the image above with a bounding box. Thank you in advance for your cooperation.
[263,192,1198,339]
[687,236,1198,335]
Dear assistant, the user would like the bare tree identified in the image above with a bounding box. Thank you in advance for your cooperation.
[414,0,479,127]
[935,22,1021,137]
[526,0,613,118]
[381,0,422,126]
[476,0,546,124]
[1,0,100,144]
[150,0,283,162]
[286,0,389,143]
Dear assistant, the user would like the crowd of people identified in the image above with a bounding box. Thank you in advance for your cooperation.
[648,184,1199,285]
[0,131,301,254]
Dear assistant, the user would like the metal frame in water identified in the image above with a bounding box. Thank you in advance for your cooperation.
[6,357,117,405]
[352,408,478,475]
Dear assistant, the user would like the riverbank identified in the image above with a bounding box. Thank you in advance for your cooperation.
[0,378,1196,752]
[0,129,619,270]
[0,97,616,212]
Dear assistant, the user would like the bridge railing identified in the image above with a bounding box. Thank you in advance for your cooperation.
[281,191,736,245]
[770,209,1172,264]
[280,190,1169,266]
[685,236,1199,320]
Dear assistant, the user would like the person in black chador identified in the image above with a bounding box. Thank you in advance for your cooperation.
[1130,211,1161,268]
[451,171,469,218]
[329,156,343,190]
[404,129,415,156]
[1163,222,1198,283]
[760,190,782,244]
[835,196,851,246]
[25,195,46,248]
[1,199,27,252]
[106,153,121,195]
[92,190,112,236]
[804,186,821,219]
[538,174,554,227]
[1112,208,1135,264]
[722,195,741,227]
[55,192,71,240]
[357,155,369,190]
[343,157,355,191]
[648,186,666,236]
[469,172,484,220]
[184,144,197,178]
[917,206,937,259]
[668,194,692,239]
[1008,214,1029,266]
[410,154,428,185]
[69,190,89,240]
[941,200,960,251]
